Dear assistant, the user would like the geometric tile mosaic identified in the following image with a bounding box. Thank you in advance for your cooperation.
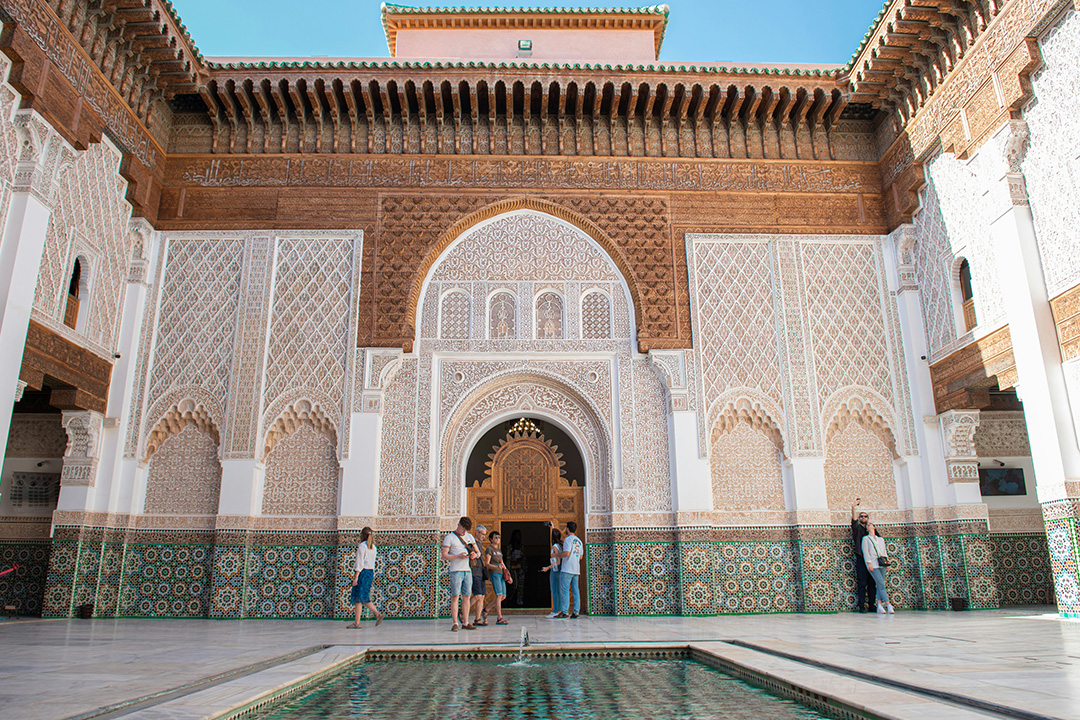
[28,523,1059,618]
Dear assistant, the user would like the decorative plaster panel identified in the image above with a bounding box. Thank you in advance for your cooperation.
[1024,9,1080,297]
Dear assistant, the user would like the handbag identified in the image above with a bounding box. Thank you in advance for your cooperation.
[878,556,891,568]
[503,568,512,584]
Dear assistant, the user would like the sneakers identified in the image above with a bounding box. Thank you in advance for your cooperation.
[463,623,477,630]
[553,612,569,619]
[886,603,895,614]
[451,623,460,632]
[876,603,886,614]
[545,611,560,619]
[569,613,579,619]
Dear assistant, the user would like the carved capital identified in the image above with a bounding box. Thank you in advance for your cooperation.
[359,348,404,413]
[60,410,105,487]
[14,379,27,403]
[647,349,690,413]
[939,409,981,483]
[11,110,78,205]
[127,218,155,284]
[1002,119,1029,173]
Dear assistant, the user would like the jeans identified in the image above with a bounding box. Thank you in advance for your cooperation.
[549,570,561,613]
[869,567,890,605]
[855,555,876,609]
[449,570,472,597]
[559,571,580,615]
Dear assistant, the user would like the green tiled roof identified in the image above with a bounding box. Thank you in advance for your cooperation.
[381,4,671,58]
[206,58,839,78]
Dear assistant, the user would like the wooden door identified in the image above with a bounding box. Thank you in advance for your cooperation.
[467,429,586,612]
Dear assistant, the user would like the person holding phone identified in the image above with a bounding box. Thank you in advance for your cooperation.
[441,516,479,631]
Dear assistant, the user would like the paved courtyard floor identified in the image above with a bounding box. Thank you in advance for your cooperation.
[1,607,1078,720]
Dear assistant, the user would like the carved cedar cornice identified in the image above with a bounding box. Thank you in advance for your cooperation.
[19,320,113,413]
[929,325,1016,414]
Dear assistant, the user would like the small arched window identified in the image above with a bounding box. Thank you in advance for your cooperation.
[439,291,471,339]
[958,258,976,332]
[535,291,564,339]
[488,292,517,339]
[63,259,82,330]
[581,291,611,339]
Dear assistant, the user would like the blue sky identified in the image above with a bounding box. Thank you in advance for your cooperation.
[173,0,886,65]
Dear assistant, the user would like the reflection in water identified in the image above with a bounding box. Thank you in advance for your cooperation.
[253,658,830,719]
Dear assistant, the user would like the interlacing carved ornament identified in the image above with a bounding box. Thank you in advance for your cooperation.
[824,395,899,460]
[144,398,221,462]
[263,399,339,460]
[710,397,786,458]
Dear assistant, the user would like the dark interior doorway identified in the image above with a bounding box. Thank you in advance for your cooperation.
[500,521,552,610]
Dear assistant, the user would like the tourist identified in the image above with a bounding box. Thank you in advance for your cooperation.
[508,529,527,606]
[851,498,876,612]
[861,522,895,614]
[483,529,511,625]
[470,524,489,625]
[555,521,583,618]
[346,526,385,629]
[542,527,563,619]
[441,516,479,631]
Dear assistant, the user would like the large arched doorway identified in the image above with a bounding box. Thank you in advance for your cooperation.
[466,417,587,613]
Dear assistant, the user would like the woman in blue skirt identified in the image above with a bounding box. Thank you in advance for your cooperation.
[347,526,385,628]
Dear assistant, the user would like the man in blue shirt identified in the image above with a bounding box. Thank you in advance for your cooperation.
[554,521,583,618]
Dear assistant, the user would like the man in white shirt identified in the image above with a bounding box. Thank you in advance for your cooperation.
[554,521,583,618]
[441,516,479,631]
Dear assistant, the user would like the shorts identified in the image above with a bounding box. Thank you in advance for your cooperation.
[450,570,472,597]
[472,573,486,596]
[490,573,507,596]
[350,569,373,604]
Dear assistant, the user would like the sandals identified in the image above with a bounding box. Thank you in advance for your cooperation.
[375,613,384,627]
[345,623,361,629]
[475,620,488,626]
[496,618,509,625]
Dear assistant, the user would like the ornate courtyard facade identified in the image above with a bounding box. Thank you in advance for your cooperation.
[0,0,1077,618]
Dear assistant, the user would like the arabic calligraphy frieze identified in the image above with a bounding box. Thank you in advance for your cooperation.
[1,0,161,170]
[169,156,880,194]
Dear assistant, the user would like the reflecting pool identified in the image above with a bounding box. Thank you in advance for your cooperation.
[250,657,833,719]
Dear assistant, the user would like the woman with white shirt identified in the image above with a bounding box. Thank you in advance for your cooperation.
[861,522,895,614]
[347,526,385,628]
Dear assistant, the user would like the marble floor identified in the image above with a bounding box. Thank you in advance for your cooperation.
[2,607,1077,720]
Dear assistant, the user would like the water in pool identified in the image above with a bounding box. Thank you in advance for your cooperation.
[251,657,833,719]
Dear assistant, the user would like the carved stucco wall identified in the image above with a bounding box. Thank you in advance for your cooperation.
[1024,8,1080,298]
[975,411,1032,457]
[262,424,339,516]
[912,142,1008,358]
[379,211,671,525]
[824,421,897,511]
[687,234,915,514]
[711,423,785,511]
[144,424,222,515]
[0,55,20,252]
[144,237,244,440]
[128,232,360,514]
[32,139,133,355]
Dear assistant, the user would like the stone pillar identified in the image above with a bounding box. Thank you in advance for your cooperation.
[96,219,160,516]
[339,348,402,519]
[939,410,981,484]
[647,350,709,515]
[0,110,76,468]
[885,225,954,510]
[990,120,1080,615]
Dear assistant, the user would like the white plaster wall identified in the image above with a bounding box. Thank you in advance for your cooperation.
[912,145,1008,359]
[1023,8,1080,298]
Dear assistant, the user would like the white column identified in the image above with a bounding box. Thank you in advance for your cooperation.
[785,457,827,521]
[55,410,105,514]
[647,350,710,514]
[0,111,76,468]
[339,349,402,517]
[97,219,160,515]
[991,121,1080,503]
[884,225,953,510]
